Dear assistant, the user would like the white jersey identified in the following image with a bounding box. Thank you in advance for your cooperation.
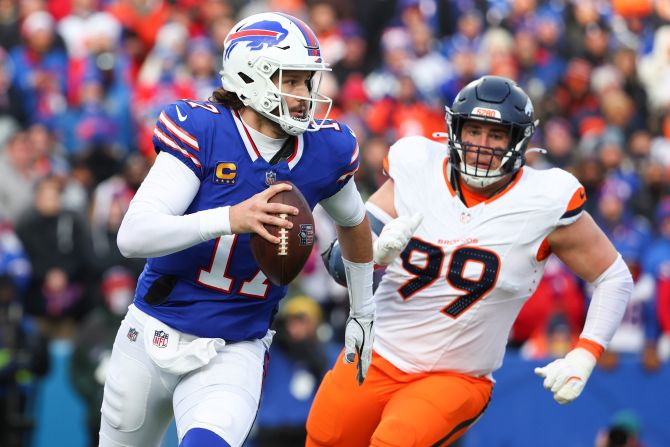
[374,136,586,377]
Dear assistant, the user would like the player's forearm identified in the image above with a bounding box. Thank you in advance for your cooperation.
[336,218,374,317]
[117,204,230,258]
[116,151,231,258]
[336,216,373,263]
[580,253,634,351]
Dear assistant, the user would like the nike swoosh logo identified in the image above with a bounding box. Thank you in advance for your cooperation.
[176,105,188,122]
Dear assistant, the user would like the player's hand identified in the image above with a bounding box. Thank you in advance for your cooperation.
[534,348,596,404]
[344,314,374,385]
[373,213,423,265]
[229,183,299,244]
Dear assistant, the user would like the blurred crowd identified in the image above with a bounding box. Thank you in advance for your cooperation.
[1,0,670,445]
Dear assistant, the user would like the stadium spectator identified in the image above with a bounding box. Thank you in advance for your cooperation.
[9,11,68,126]
[0,131,38,224]
[15,176,96,337]
[254,294,339,447]
[0,274,50,447]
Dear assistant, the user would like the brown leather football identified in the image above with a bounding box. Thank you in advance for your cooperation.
[249,181,315,286]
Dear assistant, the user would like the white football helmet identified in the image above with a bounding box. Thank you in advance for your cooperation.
[220,12,332,136]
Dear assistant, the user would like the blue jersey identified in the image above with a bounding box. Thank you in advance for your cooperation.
[133,100,360,341]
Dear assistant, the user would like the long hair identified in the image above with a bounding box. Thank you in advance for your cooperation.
[209,87,244,111]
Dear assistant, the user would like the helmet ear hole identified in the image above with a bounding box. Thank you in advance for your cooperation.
[238,72,254,84]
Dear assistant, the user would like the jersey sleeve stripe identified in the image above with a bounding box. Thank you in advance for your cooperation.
[337,165,358,183]
[350,143,359,165]
[565,186,586,213]
[560,204,584,219]
[535,237,551,262]
[154,128,202,169]
[159,112,200,152]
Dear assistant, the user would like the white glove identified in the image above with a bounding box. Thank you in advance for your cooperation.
[534,348,597,404]
[344,314,374,385]
[373,213,423,265]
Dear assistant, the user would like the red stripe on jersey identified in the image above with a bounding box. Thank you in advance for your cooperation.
[159,112,199,152]
[287,137,299,163]
[350,144,360,166]
[337,165,359,183]
[154,128,202,168]
[234,111,262,158]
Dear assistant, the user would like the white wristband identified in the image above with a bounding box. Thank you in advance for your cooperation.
[342,258,375,317]
[198,206,232,240]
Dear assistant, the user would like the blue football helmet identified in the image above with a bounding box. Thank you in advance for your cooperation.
[445,76,537,188]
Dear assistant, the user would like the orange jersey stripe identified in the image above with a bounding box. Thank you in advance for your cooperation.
[536,237,551,262]
[565,187,587,215]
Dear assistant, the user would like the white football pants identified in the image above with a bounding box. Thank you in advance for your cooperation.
[99,305,269,447]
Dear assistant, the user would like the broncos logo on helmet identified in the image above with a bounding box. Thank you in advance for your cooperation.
[224,20,289,60]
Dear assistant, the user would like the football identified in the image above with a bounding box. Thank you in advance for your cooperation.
[249,181,315,286]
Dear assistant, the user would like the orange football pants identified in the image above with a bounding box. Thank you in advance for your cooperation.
[306,351,492,447]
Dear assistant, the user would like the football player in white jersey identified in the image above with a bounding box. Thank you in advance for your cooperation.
[307,76,633,447]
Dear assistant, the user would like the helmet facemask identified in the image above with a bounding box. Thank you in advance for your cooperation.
[447,109,533,188]
[272,65,332,135]
[443,76,538,189]
[219,12,334,136]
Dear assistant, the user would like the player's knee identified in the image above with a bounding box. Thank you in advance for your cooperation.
[180,428,231,447]
[100,351,152,432]
[371,417,418,447]
[306,410,341,446]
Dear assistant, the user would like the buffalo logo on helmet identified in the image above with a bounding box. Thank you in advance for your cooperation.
[224,20,289,60]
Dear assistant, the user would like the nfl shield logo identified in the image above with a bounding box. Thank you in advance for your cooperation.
[127,327,138,342]
[153,330,169,348]
[298,224,314,246]
[265,171,277,186]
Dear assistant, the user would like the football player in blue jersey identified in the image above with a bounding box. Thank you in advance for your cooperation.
[98,12,375,447]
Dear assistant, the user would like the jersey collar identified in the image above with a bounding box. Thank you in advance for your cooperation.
[232,109,303,169]
[442,158,524,206]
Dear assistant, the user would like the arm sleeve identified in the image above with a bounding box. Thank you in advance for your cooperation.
[580,254,634,348]
[319,178,366,227]
[116,151,231,258]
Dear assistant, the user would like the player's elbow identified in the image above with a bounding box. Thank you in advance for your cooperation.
[116,219,143,258]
